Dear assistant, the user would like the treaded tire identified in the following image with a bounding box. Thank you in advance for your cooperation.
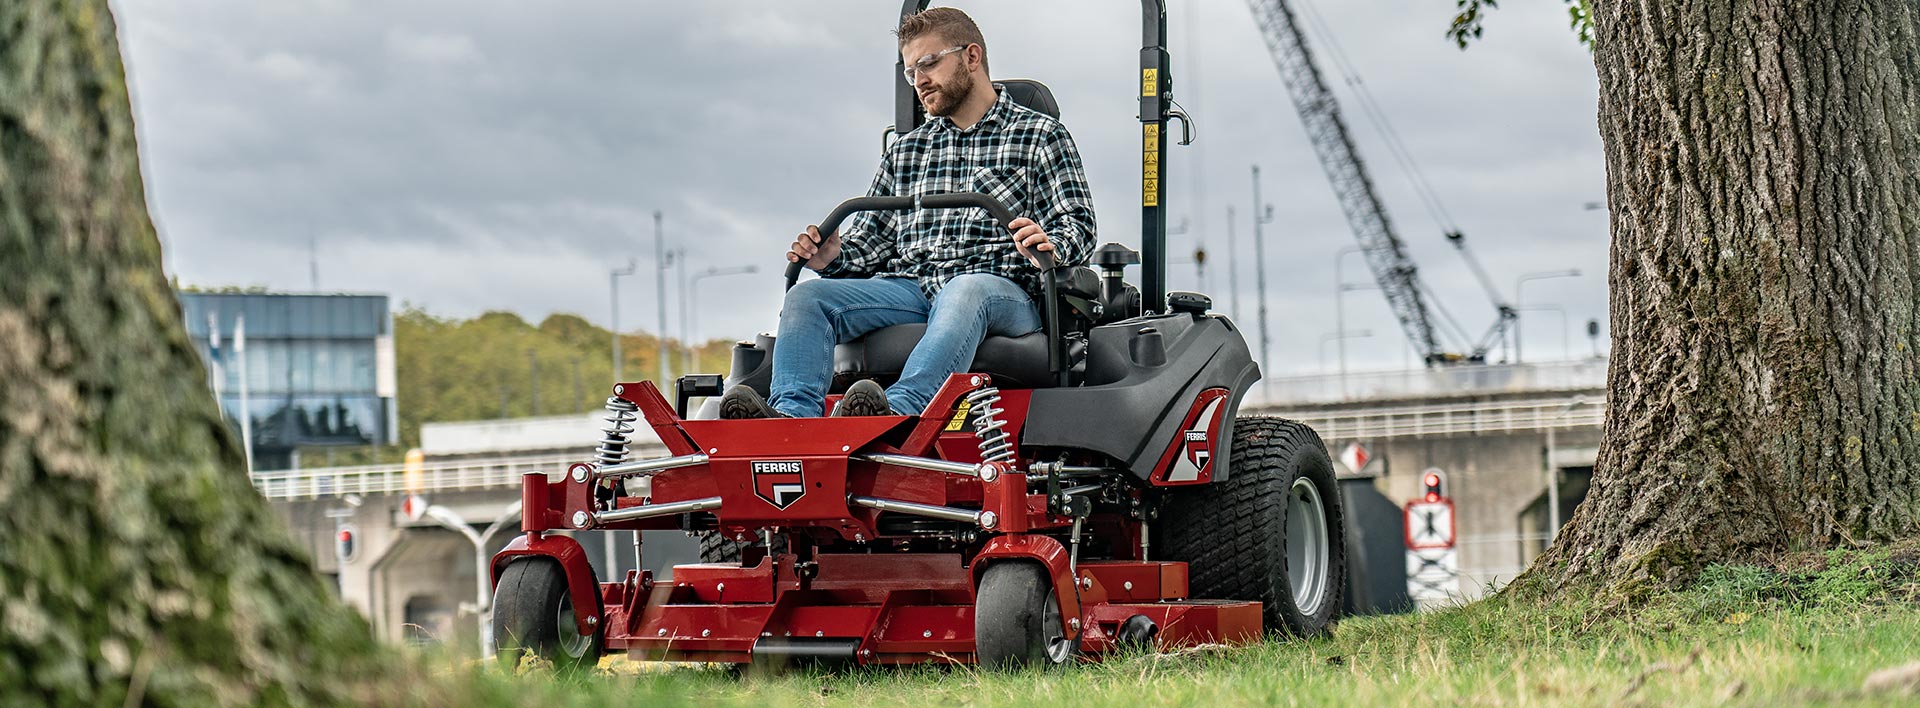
[492,558,602,673]
[974,562,1076,669]
[696,531,745,563]
[1162,416,1347,637]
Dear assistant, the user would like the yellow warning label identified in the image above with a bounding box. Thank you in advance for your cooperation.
[945,399,973,432]
[1143,124,1161,207]
[1142,68,1158,97]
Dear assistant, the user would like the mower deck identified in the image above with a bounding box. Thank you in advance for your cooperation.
[606,554,1259,664]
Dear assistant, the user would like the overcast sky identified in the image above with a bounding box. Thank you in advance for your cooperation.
[117,0,1608,376]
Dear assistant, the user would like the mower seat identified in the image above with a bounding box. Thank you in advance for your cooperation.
[833,324,1058,390]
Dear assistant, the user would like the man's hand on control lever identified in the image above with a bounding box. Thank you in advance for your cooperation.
[1008,217,1054,268]
[788,225,842,271]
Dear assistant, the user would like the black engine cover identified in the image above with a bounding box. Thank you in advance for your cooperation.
[1020,312,1260,481]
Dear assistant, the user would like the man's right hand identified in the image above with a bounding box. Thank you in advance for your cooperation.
[788,225,841,271]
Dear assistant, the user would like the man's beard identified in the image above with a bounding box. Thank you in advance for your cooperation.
[922,72,974,117]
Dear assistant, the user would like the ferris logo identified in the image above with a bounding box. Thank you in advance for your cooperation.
[752,460,806,509]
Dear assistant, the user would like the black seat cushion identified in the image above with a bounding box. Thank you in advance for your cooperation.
[999,79,1060,119]
[833,324,1056,391]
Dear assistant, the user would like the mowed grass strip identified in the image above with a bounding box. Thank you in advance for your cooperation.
[441,547,1920,707]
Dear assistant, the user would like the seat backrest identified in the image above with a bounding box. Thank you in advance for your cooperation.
[998,79,1060,119]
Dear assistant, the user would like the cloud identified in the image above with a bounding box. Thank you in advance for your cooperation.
[386,28,483,66]
[117,0,1610,377]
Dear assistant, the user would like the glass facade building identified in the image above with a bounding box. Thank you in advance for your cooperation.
[179,293,398,470]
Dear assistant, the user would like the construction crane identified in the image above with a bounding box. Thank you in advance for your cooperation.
[1244,0,1512,365]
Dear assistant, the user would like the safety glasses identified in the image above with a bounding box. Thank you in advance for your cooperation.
[902,45,967,82]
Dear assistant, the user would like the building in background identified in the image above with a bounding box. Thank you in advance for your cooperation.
[179,292,398,470]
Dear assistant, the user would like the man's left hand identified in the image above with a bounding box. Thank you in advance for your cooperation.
[1008,217,1054,267]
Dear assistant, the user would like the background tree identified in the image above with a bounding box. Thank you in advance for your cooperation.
[1461,1,1920,594]
[0,2,384,703]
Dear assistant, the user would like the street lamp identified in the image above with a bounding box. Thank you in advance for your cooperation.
[683,264,759,372]
[1514,269,1580,363]
[1251,166,1277,402]
[422,500,524,659]
[1517,305,1569,361]
[1225,205,1241,324]
[654,210,671,386]
[1542,396,1589,544]
[610,258,637,384]
[1334,245,1386,399]
[1319,329,1373,378]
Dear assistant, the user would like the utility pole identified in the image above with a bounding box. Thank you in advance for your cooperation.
[309,234,319,291]
[1251,166,1276,401]
[1226,205,1241,324]
[654,210,670,387]
[675,249,690,374]
[527,348,539,417]
[610,258,636,384]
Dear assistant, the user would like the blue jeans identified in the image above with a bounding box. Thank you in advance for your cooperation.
[768,274,1042,417]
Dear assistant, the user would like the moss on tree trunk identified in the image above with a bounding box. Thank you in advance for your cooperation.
[1520,0,1920,597]
[0,2,386,704]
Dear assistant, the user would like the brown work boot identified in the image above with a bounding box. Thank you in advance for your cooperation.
[832,379,896,417]
[719,385,788,419]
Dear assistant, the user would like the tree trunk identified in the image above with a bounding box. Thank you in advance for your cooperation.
[0,2,383,703]
[1523,0,1920,595]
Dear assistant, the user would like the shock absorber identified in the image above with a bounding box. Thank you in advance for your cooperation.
[596,395,639,468]
[597,394,642,574]
[966,387,1014,464]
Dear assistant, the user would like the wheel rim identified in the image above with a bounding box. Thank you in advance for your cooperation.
[1286,476,1331,616]
[1041,592,1074,663]
[554,591,592,658]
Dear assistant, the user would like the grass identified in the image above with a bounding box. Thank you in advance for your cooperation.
[423,547,1920,707]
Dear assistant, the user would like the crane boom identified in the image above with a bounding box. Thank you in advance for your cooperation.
[1243,0,1458,364]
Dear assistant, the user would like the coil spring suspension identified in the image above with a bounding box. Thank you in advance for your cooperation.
[966,387,1014,463]
[596,396,639,467]
[596,396,639,502]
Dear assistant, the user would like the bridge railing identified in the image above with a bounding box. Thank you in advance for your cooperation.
[1276,397,1607,441]
[250,447,662,501]
[1246,358,1608,407]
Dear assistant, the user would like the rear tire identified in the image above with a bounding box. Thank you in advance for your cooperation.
[974,562,1076,669]
[696,531,745,563]
[492,559,602,672]
[1162,416,1347,637]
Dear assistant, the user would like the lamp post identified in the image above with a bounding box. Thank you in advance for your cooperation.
[1333,245,1383,399]
[610,259,637,384]
[1251,166,1277,402]
[1319,329,1373,377]
[1517,305,1570,361]
[422,500,524,659]
[683,265,759,372]
[1514,269,1580,363]
[1543,396,1589,543]
[1225,205,1241,324]
[654,211,671,386]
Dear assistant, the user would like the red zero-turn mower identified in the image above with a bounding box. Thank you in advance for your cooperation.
[489,0,1347,670]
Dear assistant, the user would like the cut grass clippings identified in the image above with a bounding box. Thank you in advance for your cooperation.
[425,545,1920,707]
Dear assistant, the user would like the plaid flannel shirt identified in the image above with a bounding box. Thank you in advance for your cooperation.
[819,85,1097,297]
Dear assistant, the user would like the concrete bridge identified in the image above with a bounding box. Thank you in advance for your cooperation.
[259,358,1605,650]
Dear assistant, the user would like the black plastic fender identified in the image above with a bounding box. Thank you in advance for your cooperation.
[1020,313,1260,482]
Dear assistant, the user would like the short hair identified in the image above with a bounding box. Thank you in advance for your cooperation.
[896,7,989,75]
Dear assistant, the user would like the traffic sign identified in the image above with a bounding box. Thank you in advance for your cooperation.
[403,494,429,522]
[1338,441,1372,475]
[1404,498,1455,550]
[1406,548,1459,601]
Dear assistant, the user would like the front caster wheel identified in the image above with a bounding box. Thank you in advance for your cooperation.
[492,558,601,673]
[974,562,1076,669]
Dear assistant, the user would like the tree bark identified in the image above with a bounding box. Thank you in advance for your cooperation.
[1523,0,1920,595]
[0,2,383,704]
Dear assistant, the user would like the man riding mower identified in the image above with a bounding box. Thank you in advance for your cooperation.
[490,3,1347,670]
